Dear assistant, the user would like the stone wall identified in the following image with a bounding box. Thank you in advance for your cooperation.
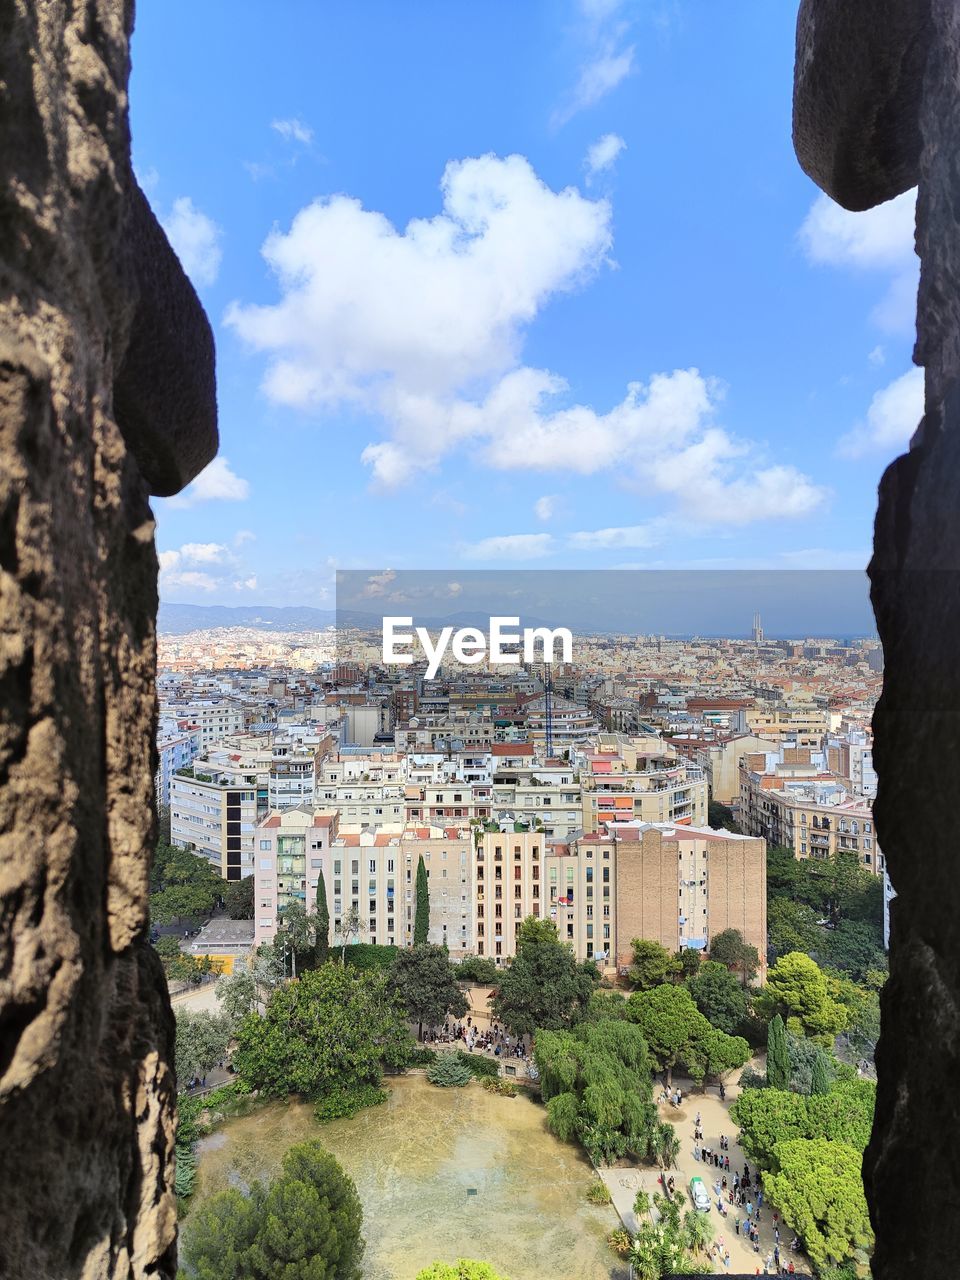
[0,3,216,1277]
[795,1,960,1275]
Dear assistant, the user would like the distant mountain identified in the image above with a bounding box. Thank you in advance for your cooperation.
[158,603,337,634]
[158,602,566,636]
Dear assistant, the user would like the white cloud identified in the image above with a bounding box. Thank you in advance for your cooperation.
[553,1,636,127]
[799,189,918,336]
[568,522,665,550]
[799,190,915,269]
[167,456,251,508]
[229,154,824,527]
[837,367,924,459]
[227,154,612,411]
[271,117,313,145]
[868,345,886,367]
[585,133,626,183]
[157,543,227,573]
[460,533,554,560]
[160,569,218,593]
[161,197,223,288]
[233,576,258,591]
[534,495,557,522]
[233,529,256,546]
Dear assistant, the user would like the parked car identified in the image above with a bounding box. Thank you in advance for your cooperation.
[689,1175,711,1213]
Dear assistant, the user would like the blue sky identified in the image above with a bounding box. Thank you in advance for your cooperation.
[134,0,921,607]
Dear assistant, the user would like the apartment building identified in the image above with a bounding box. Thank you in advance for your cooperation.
[543,835,615,962]
[155,718,202,809]
[472,831,544,963]
[157,698,245,751]
[253,814,473,955]
[826,729,877,800]
[744,706,829,748]
[170,762,258,880]
[489,746,581,837]
[610,823,766,972]
[404,782,492,825]
[577,732,708,831]
[682,733,777,806]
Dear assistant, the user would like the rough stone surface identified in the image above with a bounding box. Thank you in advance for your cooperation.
[796,1,960,1276]
[794,0,931,210]
[0,3,217,1277]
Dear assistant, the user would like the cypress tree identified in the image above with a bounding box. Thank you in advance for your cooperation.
[414,855,430,945]
[766,1013,790,1090]
[809,1052,830,1096]
[315,869,330,963]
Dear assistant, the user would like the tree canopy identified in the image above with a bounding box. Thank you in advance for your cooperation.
[687,959,749,1034]
[182,1139,365,1280]
[491,917,599,1037]
[414,855,430,945]
[415,1264,506,1280]
[389,944,468,1036]
[224,875,254,920]
[216,969,258,1033]
[175,1009,231,1085]
[233,964,413,1103]
[708,927,759,984]
[628,938,680,990]
[625,983,749,1085]
[731,1077,875,1169]
[764,1138,873,1269]
[756,952,848,1046]
[149,842,222,925]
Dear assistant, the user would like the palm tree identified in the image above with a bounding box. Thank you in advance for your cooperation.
[682,1207,714,1258]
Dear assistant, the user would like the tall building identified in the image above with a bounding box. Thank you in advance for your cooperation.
[170,763,258,880]
[752,612,764,643]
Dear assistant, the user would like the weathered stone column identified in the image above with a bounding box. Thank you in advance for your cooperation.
[795,2,960,1275]
[0,3,217,1277]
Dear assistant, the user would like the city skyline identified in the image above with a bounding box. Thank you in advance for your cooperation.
[133,1,919,607]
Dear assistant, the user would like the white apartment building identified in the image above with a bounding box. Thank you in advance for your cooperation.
[577,733,708,831]
[158,698,245,751]
[155,718,202,809]
[170,762,258,880]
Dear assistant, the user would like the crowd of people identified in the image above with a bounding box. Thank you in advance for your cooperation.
[422,1017,530,1062]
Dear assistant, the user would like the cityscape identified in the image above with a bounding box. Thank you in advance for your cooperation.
[159,606,884,1279]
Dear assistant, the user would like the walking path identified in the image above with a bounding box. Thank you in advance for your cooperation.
[601,1071,813,1276]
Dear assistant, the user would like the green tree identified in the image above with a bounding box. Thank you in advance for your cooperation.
[768,898,821,959]
[764,1138,873,1269]
[233,964,413,1102]
[810,1053,830,1095]
[389,944,469,1038]
[338,903,364,963]
[415,1263,506,1280]
[766,1014,790,1090]
[786,1031,836,1095]
[315,868,330,963]
[756,952,848,1045]
[676,947,703,980]
[822,918,885,981]
[707,799,738,831]
[426,1053,474,1087]
[626,983,748,1087]
[829,972,881,1060]
[687,960,749,1034]
[535,1017,663,1165]
[491,917,599,1037]
[216,968,258,1033]
[182,1139,365,1280]
[414,855,430,945]
[277,901,317,978]
[709,928,759,986]
[457,955,499,984]
[224,874,254,920]
[731,1077,875,1170]
[175,1009,231,1085]
[149,844,223,926]
[628,938,681,990]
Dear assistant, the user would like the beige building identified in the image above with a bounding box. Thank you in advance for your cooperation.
[578,733,708,831]
[170,761,258,881]
[253,812,473,955]
[611,823,766,974]
[472,830,544,963]
[744,706,829,748]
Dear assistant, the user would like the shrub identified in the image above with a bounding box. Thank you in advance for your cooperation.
[481,1077,518,1097]
[457,955,500,984]
[426,1053,474,1087]
[407,1046,438,1068]
[738,1065,767,1090]
[342,942,400,972]
[314,1083,387,1122]
[587,1178,612,1205]
[608,1229,632,1257]
[457,1051,500,1080]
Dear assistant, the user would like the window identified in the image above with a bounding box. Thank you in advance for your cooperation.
[259,840,271,851]
[259,858,271,870]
